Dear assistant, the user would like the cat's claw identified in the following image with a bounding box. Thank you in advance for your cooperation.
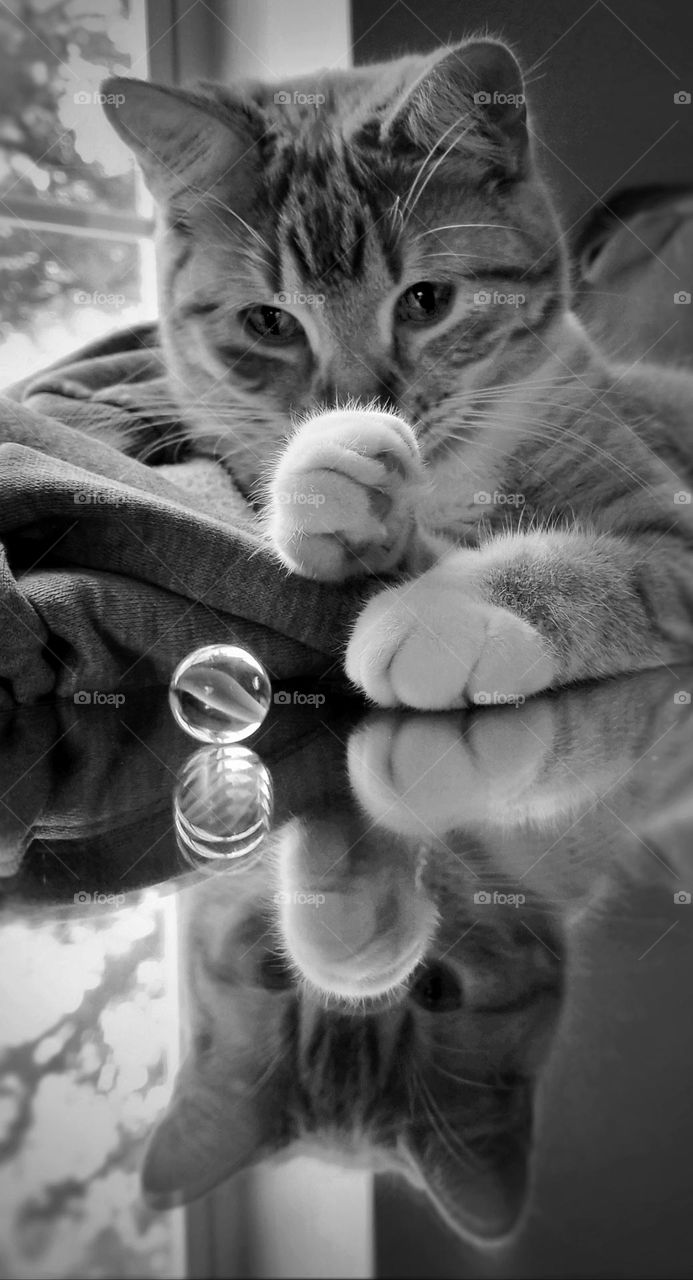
[345,569,557,709]
[267,409,423,581]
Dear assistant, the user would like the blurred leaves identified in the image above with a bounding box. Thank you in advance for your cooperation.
[0,1,149,356]
[0,0,137,209]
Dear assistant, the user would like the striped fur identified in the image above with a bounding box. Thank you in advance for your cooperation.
[103,38,693,705]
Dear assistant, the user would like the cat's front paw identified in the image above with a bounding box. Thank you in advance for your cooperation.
[345,569,557,709]
[266,408,423,581]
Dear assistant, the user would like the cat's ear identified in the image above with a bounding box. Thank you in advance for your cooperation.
[100,78,258,200]
[141,1059,286,1207]
[382,40,528,180]
[404,1082,532,1242]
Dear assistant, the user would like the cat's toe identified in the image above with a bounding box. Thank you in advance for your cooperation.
[346,582,475,708]
[346,580,557,710]
[268,466,392,579]
[466,613,557,707]
[267,409,424,581]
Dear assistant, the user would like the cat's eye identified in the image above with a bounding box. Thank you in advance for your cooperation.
[240,305,303,342]
[396,282,454,325]
[409,962,463,1012]
[258,952,295,991]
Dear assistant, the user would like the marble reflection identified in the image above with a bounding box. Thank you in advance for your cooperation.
[142,668,693,1243]
[174,745,273,867]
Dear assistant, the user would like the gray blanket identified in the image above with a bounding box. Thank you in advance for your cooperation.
[0,325,372,706]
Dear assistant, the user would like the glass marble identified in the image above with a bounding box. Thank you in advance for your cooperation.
[169,643,271,744]
[174,744,273,867]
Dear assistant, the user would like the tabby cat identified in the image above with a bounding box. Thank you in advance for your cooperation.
[103,38,693,709]
[142,668,692,1242]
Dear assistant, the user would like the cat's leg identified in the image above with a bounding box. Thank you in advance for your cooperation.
[346,525,693,708]
[266,408,431,581]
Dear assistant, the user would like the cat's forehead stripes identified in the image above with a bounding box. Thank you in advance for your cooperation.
[285,1001,413,1138]
[264,134,403,286]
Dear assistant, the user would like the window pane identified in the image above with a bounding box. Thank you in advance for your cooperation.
[0,892,185,1279]
[0,0,150,216]
[0,223,156,386]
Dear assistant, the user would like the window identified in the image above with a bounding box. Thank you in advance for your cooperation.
[0,0,163,387]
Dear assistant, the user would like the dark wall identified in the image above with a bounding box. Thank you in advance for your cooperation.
[351,0,693,235]
[374,889,693,1278]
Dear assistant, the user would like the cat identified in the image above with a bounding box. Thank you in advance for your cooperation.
[143,745,567,1246]
[102,37,693,711]
[141,667,693,1244]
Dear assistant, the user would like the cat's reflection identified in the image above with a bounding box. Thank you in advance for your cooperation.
[144,669,693,1243]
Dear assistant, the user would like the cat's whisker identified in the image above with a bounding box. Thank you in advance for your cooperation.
[439,412,653,488]
[402,112,473,215]
[388,194,405,235]
[405,120,478,220]
[137,432,195,463]
[432,417,648,486]
[423,253,482,267]
[430,1060,505,1091]
[190,188,271,254]
[415,1070,476,1164]
[413,223,525,242]
[443,391,657,437]
[245,1042,289,1099]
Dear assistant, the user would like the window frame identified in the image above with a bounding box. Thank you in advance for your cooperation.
[0,0,196,247]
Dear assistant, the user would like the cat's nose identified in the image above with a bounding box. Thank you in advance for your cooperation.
[312,367,399,410]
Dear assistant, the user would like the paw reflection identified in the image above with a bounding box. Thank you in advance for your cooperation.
[145,668,693,1244]
[274,815,439,1004]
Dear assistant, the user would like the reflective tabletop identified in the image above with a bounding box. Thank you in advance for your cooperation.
[1,667,692,1279]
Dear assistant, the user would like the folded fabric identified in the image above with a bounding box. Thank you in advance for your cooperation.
[0,328,373,706]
